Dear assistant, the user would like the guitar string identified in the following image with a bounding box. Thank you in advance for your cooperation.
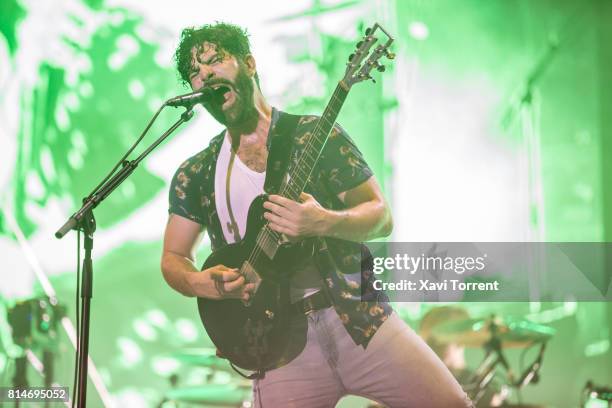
[241,86,346,283]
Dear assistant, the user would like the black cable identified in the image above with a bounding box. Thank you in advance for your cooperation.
[72,230,81,408]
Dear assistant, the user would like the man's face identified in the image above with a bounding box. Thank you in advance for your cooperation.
[188,42,256,129]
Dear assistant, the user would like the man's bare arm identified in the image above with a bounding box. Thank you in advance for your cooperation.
[328,176,393,241]
[161,214,253,299]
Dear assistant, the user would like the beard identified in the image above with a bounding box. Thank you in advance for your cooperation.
[202,64,258,136]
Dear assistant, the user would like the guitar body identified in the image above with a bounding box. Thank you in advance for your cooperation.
[197,195,307,371]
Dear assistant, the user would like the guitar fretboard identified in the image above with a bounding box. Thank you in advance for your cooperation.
[254,83,349,261]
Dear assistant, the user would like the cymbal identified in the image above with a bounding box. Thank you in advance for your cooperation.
[431,316,556,348]
[168,348,233,372]
[166,384,250,405]
[269,0,359,22]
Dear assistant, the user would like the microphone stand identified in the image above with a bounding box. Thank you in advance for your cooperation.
[55,106,195,407]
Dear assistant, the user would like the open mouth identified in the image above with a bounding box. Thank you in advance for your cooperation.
[210,84,233,106]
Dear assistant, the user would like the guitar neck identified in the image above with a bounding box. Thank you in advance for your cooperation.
[245,22,394,275]
[280,83,349,200]
[253,82,349,261]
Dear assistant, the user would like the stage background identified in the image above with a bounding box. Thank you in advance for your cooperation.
[0,0,610,406]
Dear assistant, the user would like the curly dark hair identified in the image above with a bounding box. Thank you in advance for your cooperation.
[174,22,258,87]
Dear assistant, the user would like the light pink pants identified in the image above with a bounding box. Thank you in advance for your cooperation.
[253,308,473,408]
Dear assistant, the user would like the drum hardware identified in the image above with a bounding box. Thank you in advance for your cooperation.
[581,380,612,407]
[469,318,516,404]
[431,315,555,349]
[433,314,555,405]
[5,296,65,407]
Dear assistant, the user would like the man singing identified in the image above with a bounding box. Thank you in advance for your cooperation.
[160,22,471,408]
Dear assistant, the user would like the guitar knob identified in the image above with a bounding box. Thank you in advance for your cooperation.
[265,310,275,320]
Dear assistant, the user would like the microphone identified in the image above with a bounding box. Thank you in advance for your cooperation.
[55,216,77,239]
[166,88,214,108]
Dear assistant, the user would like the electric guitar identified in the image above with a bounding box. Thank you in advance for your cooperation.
[197,23,395,372]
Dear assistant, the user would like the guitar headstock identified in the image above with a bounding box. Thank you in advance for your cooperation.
[342,23,395,89]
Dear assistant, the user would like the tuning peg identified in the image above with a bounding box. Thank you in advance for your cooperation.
[348,53,355,62]
[360,73,376,84]
[356,41,363,48]
[377,65,386,72]
[385,50,396,60]
[365,27,372,36]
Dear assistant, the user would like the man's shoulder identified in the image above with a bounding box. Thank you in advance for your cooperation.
[173,131,225,175]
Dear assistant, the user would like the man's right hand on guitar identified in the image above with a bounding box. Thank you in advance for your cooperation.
[161,215,255,301]
[207,265,255,302]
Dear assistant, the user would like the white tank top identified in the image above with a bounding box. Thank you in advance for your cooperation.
[214,132,266,244]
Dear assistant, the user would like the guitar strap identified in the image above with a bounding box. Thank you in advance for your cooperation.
[224,149,242,243]
[263,111,301,195]
[241,111,302,380]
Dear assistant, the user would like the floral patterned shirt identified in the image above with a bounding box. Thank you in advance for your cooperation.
[168,110,392,348]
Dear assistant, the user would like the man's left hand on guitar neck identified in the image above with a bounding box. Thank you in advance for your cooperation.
[263,177,393,243]
[263,192,328,241]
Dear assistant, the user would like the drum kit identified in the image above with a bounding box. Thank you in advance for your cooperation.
[430,313,556,407]
[429,313,610,408]
[3,297,65,384]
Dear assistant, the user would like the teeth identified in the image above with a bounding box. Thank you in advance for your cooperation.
[210,84,232,94]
